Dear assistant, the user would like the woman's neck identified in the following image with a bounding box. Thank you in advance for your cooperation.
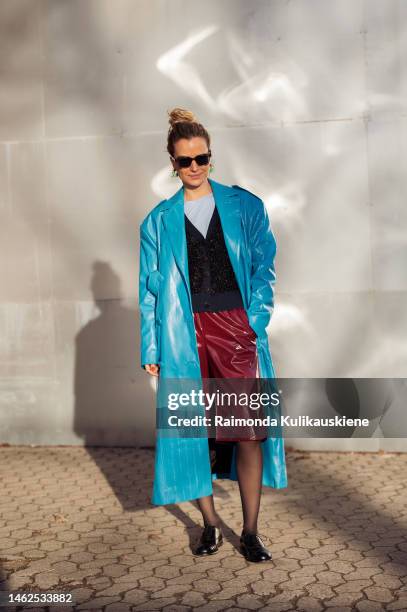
[183,179,213,201]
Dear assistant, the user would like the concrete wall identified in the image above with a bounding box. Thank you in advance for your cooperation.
[1,0,406,450]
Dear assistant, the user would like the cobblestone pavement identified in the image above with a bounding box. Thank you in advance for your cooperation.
[0,447,406,612]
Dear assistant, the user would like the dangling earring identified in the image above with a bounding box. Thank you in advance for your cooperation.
[209,163,214,174]
[171,168,178,178]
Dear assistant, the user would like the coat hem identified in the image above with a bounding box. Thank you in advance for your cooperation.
[151,484,213,506]
[212,473,288,489]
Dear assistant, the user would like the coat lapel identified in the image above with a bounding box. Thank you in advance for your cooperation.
[162,178,242,298]
[162,185,190,299]
[209,178,241,272]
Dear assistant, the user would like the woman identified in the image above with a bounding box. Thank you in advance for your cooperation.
[139,107,287,562]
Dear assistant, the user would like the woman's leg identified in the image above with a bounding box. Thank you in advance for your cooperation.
[202,309,262,533]
[196,495,221,527]
[236,440,263,534]
[237,439,272,562]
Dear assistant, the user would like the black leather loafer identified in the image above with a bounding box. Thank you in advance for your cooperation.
[194,525,223,556]
[240,531,272,562]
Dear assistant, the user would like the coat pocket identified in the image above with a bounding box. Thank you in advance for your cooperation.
[147,269,164,297]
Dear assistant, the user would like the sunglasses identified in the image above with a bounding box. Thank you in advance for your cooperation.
[171,150,211,168]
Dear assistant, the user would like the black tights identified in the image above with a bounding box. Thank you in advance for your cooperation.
[196,440,263,534]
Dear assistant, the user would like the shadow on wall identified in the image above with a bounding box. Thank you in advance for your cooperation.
[73,261,156,448]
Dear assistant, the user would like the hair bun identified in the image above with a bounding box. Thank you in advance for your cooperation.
[167,107,198,128]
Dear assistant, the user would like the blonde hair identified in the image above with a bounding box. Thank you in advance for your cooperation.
[166,107,211,157]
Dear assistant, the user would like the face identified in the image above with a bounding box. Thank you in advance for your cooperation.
[171,137,211,190]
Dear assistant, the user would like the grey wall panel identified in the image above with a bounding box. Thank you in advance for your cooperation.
[0,142,52,302]
[368,118,407,291]
[0,0,405,450]
[0,0,44,141]
[270,292,381,378]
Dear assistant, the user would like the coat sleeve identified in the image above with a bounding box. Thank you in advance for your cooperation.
[247,196,277,338]
[139,215,160,368]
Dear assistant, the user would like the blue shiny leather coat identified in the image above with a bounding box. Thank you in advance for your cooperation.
[139,178,287,505]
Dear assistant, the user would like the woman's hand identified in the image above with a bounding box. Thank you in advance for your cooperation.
[144,364,160,377]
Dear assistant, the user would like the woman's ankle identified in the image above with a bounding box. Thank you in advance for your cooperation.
[203,516,221,528]
[242,526,258,535]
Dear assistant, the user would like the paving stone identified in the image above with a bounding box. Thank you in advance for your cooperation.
[336,549,365,562]
[326,560,355,574]
[265,589,305,603]
[227,571,264,587]
[355,559,382,568]
[182,560,219,573]
[284,547,312,560]
[379,563,407,576]
[102,563,127,577]
[305,582,336,599]
[315,571,345,587]
[363,585,395,603]
[324,593,370,612]
[180,591,207,607]
[279,575,316,590]
[387,598,407,610]
[220,557,248,570]
[296,538,321,550]
[166,572,207,586]
[69,551,94,563]
[193,578,222,594]
[59,568,100,582]
[138,576,166,590]
[274,558,301,571]
[52,560,77,574]
[206,567,240,585]
[372,573,402,589]
[295,596,324,611]
[356,600,388,611]
[291,566,327,578]
[75,595,121,609]
[34,571,61,589]
[334,579,373,593]
[194,601,237,611]
[234,593,264,609]
[154,565,181,579]
[260,568,289,583]
[117,567,154,580]
[132,597,177,610]
[343,568,381,580]
[301,554,337,565]
[150,584,192,598]
[251,579,277,596]
[209,586,248,600]
[260,603,293,611]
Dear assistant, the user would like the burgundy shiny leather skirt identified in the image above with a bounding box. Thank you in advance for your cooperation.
[193,307,267,445]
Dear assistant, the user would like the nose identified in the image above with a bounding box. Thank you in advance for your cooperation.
[190,160,199,172]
